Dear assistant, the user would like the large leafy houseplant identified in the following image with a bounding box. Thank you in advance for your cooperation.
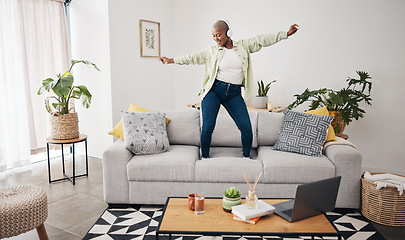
[287,71,373,135]
[37,60,99,115]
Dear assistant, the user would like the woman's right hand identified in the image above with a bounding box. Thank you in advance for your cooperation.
[158,56,174,64]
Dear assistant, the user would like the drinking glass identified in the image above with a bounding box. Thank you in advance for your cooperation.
[194,193,205,215]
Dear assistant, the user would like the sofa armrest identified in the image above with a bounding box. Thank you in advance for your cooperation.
[324,145,362,208]
[102,140,133,204]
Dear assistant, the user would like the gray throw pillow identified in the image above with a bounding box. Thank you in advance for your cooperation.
[121,111,170,155]
[273,110,333,157]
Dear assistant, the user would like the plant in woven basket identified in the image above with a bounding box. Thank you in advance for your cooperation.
[37,60,99,139]
[37,60,99,115]
[287,71,373,135]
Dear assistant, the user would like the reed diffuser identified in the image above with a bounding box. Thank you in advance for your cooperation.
[243,169,262,209]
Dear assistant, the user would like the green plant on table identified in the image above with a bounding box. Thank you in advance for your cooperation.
[37,60,100,115]
[287,71,373,134]
[257,80,276,97]
[224,187,241,198]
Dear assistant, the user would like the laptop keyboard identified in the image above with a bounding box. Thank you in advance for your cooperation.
[281,209,293,217]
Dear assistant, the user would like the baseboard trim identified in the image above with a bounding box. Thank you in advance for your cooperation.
[362,165,405,176]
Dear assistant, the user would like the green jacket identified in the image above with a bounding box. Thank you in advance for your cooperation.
[174,31,288,99]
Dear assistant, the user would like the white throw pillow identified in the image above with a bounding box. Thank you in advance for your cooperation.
[121,111,170,155]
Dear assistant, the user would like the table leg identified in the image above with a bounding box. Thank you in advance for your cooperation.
[72,143,76,185]
[85,139,89,176]
[155,232,158,240]
[47,143,51,183]
[61,143,65,175]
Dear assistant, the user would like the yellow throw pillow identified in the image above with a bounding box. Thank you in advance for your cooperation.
[305,106,336,142]
[108,104,171,140]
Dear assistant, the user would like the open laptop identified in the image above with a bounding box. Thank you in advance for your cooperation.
[273,176,341,222]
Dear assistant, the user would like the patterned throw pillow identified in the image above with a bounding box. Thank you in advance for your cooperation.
[121,111,170,155]
[273,110,334,157]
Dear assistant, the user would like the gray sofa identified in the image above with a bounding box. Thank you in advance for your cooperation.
[103,108,362,208]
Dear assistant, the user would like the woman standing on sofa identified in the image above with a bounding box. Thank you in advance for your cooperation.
[159,20,299,159]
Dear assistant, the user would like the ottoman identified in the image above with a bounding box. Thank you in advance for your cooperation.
[0,185,48,239]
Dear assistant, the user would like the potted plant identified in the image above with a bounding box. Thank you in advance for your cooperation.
[287,71,373,136]
[38,60,99,139]
[222,186,242,213]
[254,80,276,109]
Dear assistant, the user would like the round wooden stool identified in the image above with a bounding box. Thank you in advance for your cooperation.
[0,185,49,239]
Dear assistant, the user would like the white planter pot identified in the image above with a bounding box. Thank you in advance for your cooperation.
[254,96,268,109]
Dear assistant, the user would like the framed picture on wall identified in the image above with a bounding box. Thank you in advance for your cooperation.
[139,19,161,57]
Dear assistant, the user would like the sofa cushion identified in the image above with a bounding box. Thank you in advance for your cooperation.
[305,107,336,142]
[165,109,200,146]
[208,147,258,160]
[204,110,258,148]
[257,111,284,146]
[121,111,170,155]
[273,110,333,157]
[258,146,335,184]
[127,145,198,182]
[195,157,263,183]
[109,103,171,140]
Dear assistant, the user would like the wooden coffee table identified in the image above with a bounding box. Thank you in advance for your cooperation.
[156,197,341,240]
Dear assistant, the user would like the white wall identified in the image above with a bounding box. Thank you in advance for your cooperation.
[108,0,176,125]
[69,0,113,158]
[170,0,405,174]
[70,0,405,174]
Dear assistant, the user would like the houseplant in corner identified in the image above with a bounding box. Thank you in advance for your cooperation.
[254,80,276,109]
[38,60,99,139]
[223,186,242,213]
[287,71,373,136]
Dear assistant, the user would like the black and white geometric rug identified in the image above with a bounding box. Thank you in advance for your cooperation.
[83,206,385,240]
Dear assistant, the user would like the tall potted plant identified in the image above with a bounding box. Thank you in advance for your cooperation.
[288,71,373,136]
[38,60,99,139]
[254,80,276,109]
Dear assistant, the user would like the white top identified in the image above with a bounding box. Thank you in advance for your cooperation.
[216,48,243,85]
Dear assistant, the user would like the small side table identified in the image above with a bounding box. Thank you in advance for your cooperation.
[46,134,88,185]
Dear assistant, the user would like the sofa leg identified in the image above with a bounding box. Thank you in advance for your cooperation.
[36,223,49,240]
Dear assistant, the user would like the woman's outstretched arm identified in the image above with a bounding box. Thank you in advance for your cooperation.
[158,47,210,65]
[245,24,299,53]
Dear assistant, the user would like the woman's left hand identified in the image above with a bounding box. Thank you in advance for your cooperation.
[287,24,299,36]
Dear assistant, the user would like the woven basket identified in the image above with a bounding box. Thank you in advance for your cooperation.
[50,112,79,140]
[361,172,405,226]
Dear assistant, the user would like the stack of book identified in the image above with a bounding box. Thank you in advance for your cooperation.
[231,200,275,224]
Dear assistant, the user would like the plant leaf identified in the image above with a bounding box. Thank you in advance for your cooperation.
[71,60,100,71]
[76,85,92,108]
[38,78,56,95]
[45,97,52,113]
[53,75,73,97]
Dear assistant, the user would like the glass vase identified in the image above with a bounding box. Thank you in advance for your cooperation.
[246,190,258,209]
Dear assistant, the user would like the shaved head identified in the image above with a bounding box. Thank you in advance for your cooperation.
[212,20,229,32]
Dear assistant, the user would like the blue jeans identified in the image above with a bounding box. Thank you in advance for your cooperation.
[201,80,253,158]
